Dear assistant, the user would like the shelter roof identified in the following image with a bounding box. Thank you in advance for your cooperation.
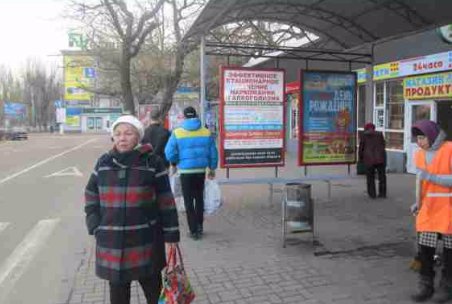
[184,0,452,51]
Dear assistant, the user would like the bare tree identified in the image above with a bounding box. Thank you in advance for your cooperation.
[67,0,207,117]
[0,65,23,102]
[23,59,61,130]
[68,0,166,115]
[155,0,205,116]
[0,65,24,127]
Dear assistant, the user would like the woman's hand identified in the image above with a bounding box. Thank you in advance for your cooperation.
[207,169,215,180]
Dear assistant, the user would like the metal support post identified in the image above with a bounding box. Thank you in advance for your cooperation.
[282,187,287,248]
[200,35,207,126]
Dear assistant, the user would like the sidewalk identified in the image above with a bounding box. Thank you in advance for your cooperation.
[61,160,420,304]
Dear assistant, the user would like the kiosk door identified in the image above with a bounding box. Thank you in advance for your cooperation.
[437,100,452,141]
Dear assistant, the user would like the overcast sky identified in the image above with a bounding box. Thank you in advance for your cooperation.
[0,0,69,72]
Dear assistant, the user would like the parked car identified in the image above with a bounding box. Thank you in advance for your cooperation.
[6,127,28,140]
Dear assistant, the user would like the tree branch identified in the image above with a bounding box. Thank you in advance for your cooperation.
[103,0,125,39]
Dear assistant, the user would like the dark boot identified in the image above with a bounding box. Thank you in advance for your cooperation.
[366,166,376,198]
[434,247,452,303]
[411,275,434,302]
[377,164,386,198]
[433,277,452,303]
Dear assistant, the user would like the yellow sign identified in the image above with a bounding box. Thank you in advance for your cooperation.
[65,115,80,127]
[404,72,452,100]
[355,68,367,84]
[64,55,95,101]
[373,62,400,81]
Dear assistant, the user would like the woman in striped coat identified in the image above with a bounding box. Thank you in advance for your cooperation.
[84,115,180,304]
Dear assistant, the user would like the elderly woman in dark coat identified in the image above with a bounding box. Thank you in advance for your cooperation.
[84,115,180,304]
[359,122,387,199]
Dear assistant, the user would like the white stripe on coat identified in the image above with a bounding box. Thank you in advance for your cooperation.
[97,221,157,231]
[426,192,452,198]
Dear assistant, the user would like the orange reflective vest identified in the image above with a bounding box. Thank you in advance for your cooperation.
[415,141,452,233]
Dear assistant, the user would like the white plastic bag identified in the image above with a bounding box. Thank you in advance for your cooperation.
[175,196,185,213]
[170,173,182,198]
[204,179,222,215]
[170,173,185,212]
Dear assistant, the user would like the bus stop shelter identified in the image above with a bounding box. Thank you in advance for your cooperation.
[182,0,452,246]
[184,0,451,50]
[183,0,452,121]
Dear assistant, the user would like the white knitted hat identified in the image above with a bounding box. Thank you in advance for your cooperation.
[110,115,144,141]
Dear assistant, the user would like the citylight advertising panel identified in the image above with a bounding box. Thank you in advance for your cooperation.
[220,67,285,168]
[65,107,82,127]
[4,102,27,121]
[299,71,357,165]
[64,55,95,101]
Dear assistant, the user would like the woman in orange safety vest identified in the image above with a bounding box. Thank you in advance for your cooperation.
[410,120,452,303]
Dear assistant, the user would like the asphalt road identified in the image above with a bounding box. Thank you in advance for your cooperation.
[0,133,111,304]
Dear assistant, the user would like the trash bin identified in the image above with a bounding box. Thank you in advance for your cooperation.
[282,183,314,247]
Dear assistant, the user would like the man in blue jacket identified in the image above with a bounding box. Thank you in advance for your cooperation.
[165,106,218,240]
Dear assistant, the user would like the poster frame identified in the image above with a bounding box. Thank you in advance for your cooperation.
[298,70,357,166]
[219,66,286,168]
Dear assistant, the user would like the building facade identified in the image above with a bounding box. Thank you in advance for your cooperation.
[256,28,452,173]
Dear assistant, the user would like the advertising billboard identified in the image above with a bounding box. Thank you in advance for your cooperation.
[64,55,95,101]
[4,102,27,121]
[65,107,82,127]
[220,67,285,168]
[299,71,357,165]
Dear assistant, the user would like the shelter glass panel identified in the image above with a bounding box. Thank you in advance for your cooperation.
[385,80,404,130]
[375,82,384,107]
[385,131,403,150]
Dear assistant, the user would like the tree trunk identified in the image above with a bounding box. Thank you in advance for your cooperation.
[120,50,135,115]
[160,44,186,118]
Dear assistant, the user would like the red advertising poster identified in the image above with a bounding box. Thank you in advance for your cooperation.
[220,67,286,168]
[299,70,357,166]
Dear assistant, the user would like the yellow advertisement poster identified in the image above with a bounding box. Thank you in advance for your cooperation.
[404,72,452,100]
[65,115,80,127]
[64,55,95,101]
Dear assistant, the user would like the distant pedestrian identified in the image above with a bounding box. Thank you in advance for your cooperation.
[358,122,387,199]
[142,108,171,168]
[84,115,180,304]
[165,106,218,240]
[410,120,452,303]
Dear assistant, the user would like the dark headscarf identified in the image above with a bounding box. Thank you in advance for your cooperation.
[411,120,440,146]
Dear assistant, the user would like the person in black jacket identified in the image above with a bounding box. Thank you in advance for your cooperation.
[358,122,387,199]
[142,108,171,167]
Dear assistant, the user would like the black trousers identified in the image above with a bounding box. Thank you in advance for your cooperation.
[419,244,452,279]
[180,173,205,234]
[109,273,162,304]
[366,163,386,198]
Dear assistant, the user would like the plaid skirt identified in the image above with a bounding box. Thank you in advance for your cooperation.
[419,232,452,248]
